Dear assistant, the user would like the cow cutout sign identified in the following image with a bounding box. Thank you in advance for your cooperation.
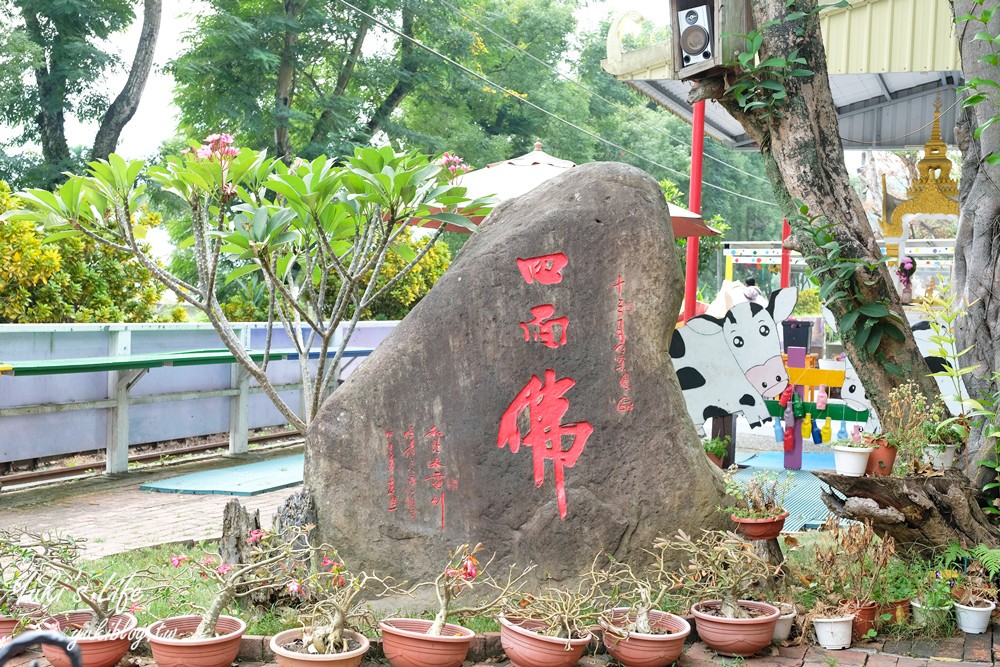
[671,288,798,435]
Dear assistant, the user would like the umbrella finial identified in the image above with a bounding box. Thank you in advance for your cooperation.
[533,140,543,151]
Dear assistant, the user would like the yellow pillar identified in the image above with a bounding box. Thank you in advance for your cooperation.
[725,255,733,282]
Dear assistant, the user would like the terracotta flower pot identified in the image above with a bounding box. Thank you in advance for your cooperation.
[690,600,779,657]
[0,603,43,639]
[601,608,690,667]
[878,599,911,625]
[378,618,474,667]
[842,599,878,640]
[270,627,370,667]
[864,440,897,476]
[730,511,789,541]
[498,614,592,667]
[707,453,724,469]
[40,610,137,667]
[146,614,246,667]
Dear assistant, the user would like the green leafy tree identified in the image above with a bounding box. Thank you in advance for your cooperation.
[0,0,163,187]
[7,140,489,432]
[0,180,162,322]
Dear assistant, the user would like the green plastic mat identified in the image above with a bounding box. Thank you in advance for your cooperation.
[140,455,303,496]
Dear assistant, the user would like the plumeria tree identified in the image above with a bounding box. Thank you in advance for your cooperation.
[5,138,490,431]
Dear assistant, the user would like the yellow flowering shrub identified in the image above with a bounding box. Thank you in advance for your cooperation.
[0,181,163,323]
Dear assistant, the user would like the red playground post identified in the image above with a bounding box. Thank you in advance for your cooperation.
[683,101,706,321]
[780,218,791,289]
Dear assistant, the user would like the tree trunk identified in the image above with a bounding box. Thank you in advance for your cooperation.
[363,7,418,140]
[813,471,1000,552]
[22,9,70,184]
[274,1,305,162]
[952,0,1000,491]
[690,0,939,423]
[308,17,369,152]
[219,499,261,565]
[91,0,162,162]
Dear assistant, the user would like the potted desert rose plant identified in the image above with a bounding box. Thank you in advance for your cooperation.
[13,530,171,667]
[882,382,942,476]
[922,417,965,471]
[497,576,607,667]
[594,546,694,667]
[380,544,530,667]
[723,469,792,540]
[149,526,316,667]
[657,529,781,657]
[270,548,405,667]
[0,530,46,640]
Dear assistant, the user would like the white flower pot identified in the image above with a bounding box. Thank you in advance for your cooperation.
[954,600,995,634]
[832,445,873,477]
[818,360,846,371]
[813,616,854,650]
[911,599,952,628]
[772,606,796,641]
[924,444,957,470]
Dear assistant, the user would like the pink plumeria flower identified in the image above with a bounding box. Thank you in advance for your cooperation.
[195,145,212,160]
[170,555,188,568]
[204,133,222,144]
[247,529,265,544]
[217,564,234,575]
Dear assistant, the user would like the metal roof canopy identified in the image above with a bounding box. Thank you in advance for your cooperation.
[602,0,963,150]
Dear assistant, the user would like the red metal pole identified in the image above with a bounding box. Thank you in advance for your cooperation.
[780,218,791,289]
[683,100,706,321]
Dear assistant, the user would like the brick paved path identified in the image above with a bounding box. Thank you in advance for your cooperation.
[0,449,300,559]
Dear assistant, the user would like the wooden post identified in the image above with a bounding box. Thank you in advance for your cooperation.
[105,328,131,475]
[712,414,737,468]
[784,346,806,470]
[229,326,250,455]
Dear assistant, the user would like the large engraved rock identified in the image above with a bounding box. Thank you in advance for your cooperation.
[306,162,725,585]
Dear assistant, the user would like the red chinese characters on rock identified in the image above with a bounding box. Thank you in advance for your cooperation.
[402,427,418,520]
[423,426,448,532]
[497,369,593,520]
[516,253,568,285]
[385,425,456,531]
[612,276,634,413]
[386,431,397,512]
[520,304,568,349]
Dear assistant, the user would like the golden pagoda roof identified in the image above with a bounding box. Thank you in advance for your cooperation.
[880,96,959,244]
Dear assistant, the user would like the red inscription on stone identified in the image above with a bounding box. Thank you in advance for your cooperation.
[497,369,593,520]
[402,426,417,520]
[386,430,397,512]
[612,276,634,412]
[517,253,568,285]
[423,425,448,532]
[520,304,569,349]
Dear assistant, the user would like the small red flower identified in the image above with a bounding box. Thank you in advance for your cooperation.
[247,529,265,544]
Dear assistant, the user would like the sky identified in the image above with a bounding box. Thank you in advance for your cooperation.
[59,0,669,159]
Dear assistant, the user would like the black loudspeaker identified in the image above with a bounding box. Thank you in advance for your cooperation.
[678,5,713,67]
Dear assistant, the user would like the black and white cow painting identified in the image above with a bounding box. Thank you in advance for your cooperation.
[671,287,798,435]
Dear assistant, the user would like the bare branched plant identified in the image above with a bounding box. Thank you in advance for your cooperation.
[7,530,172,636]
[408,543,533,636]
[655,530,782,620]
[169,525,329,639]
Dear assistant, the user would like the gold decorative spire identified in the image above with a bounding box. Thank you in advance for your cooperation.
[877,93,959,257]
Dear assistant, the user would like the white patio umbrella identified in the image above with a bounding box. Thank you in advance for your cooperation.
[423,141,718,238]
